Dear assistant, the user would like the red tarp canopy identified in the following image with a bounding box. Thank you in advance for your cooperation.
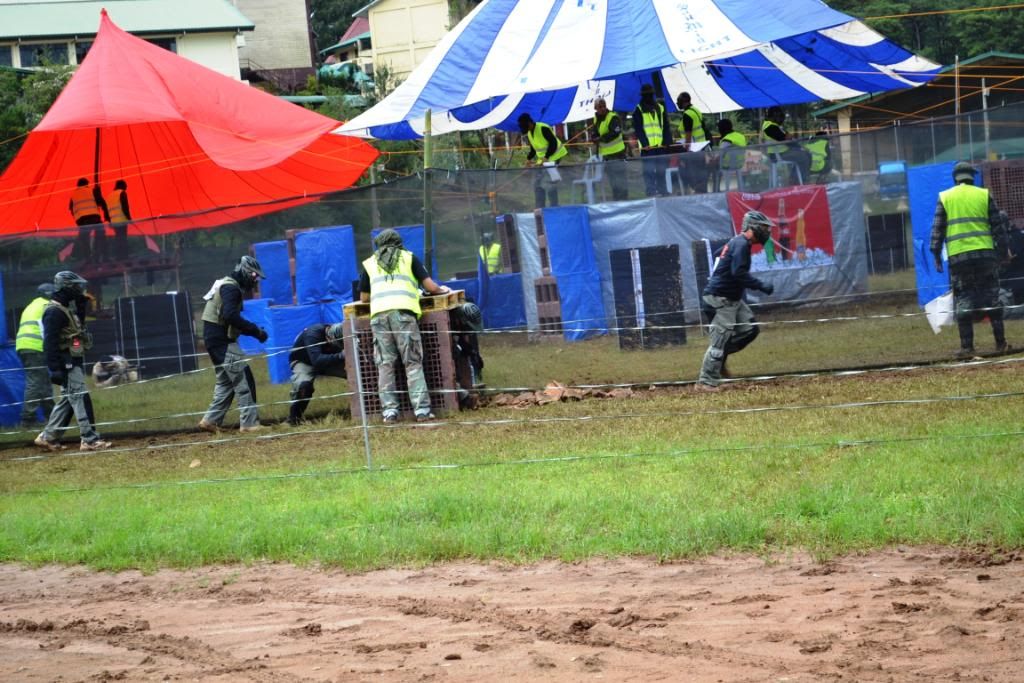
[0,10,378,237]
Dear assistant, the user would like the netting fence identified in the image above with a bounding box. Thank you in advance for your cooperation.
[3,101,1024,441]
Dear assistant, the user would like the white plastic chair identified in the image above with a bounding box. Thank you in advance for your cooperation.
[769,159,803,188]
[665,166,683,195]
[571,155,607,205]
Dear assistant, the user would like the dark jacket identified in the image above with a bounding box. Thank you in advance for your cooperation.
[42,289,87,371]
[703,234,770,301]
[203,272,261,347]
[289,324,345,373]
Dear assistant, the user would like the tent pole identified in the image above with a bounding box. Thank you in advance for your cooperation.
[423,109,434,278]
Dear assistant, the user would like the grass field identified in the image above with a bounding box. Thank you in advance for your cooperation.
[1,271,1022,571]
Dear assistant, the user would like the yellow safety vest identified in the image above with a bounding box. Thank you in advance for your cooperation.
[15,296,49,352]
[940,184,994,258]
[638,103,665,148]
[802,138,829,172]
[593,111,625,157]
[527,122,568,163]
[71,186,100,221]
[679,106,706,143]
[479,243,502,274]
[363,250,422,317]
[721,131,747,147]
[106,189,127,223]
[761,120,788,155]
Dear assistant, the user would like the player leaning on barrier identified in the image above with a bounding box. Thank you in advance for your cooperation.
[34,271,112,452]
[930,161,1012,359]
[198,255,269,433]
[359,229,449,424]
[697,211,776,392]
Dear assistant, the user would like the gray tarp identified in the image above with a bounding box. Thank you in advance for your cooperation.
[515,181,868,336]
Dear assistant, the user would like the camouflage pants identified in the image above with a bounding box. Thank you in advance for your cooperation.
[39,365,100,444]
[951,259,1004,349]
[371,310,431,417]
[951,260,1001,322]
[18,350,54,423]
[203,342,259,428]
[699,294,758,386]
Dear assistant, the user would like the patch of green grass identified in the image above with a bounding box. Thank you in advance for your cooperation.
[1,360,1023,571]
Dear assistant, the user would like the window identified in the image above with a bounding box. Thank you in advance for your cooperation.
[75,41,93,65]
[0,45,12,67]
[144,37,177,53]
[19,43,69,67]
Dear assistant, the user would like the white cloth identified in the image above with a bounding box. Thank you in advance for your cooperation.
[924,291,954,335]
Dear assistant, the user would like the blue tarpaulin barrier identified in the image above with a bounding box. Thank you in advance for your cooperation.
[251,241,293,305]
[0,345,23,426]
[264,304,322,384]
[320,300,345,324]
[908,162,956,307]
[371,225,437,275]
[294,225,358,304]
[236,298,271,355]
[556,271,607,341]
[482,273,526,329]
[543,206,599,275]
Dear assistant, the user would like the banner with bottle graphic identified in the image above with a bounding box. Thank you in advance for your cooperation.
[726,186,835,272]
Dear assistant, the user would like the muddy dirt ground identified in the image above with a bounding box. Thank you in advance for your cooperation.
[1,548,1021,682]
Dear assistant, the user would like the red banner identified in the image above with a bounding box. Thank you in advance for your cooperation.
[726,186,834,265]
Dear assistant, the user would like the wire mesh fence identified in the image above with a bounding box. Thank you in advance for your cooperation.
[3,101,1024,418]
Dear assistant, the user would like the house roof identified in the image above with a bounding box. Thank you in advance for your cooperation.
[319,17,370,56]
[813,51,1024,118]
[339,16,369,44]
[0,0,254,41]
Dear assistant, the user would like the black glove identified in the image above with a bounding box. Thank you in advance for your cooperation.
[255,328,269,343]
[761,282,775,296]
[934,259,944,274]
[49,369,67,386]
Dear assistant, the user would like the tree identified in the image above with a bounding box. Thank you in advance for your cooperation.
[309,0,365,54]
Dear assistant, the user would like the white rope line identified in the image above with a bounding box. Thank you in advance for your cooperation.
[5,381,1022,465]
[3,354,1023,439]
[14,427,1024,495]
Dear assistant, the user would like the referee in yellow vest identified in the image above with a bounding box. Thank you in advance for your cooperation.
[518,113,567,209]
[930,161,1012,358]
[591,97,628,201]
[478,231,502,274]
[632,83,673,197]
[359,229,450,423]
[15,284,56,425]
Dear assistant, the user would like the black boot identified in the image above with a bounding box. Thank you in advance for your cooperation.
[956,319,974,358]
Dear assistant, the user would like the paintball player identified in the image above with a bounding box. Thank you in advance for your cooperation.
[931,161,1011,358]
[450,302,485,409]
[16,283,56,426]
[34,271,112,451]
[92,354,137,387]
[696,211,776,391]
[198,255,269,433]
[359,229,449,423]
[287,322,347,425]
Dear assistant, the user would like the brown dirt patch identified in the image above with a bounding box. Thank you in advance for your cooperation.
[1,548,1021,681]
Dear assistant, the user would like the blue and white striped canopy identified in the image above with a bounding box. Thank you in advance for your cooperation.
[338,0,940,140]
